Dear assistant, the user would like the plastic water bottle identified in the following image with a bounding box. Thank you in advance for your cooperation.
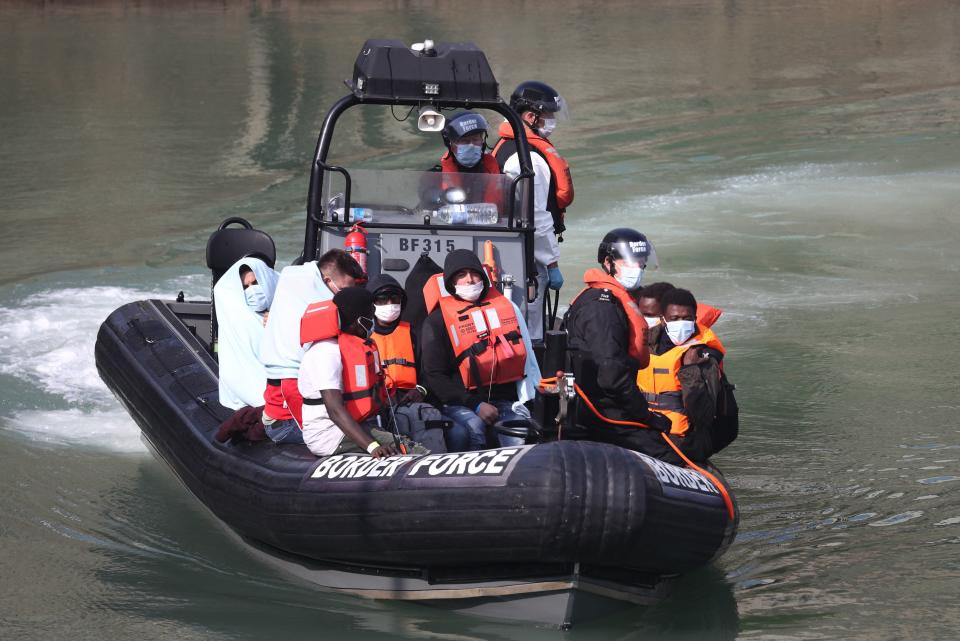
[435,203,498,225]
[349,207,373,223]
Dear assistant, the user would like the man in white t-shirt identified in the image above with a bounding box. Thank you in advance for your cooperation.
[298,287,402,458]
[258,249,364,445]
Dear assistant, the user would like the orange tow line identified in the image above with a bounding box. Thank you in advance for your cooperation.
[539,376,736,520]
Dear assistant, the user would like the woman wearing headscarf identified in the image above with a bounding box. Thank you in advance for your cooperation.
[213,256,280,409]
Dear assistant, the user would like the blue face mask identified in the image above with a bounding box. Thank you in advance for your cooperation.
[244,284,269,312]
[615,265,644,291]
[454,143,483,168]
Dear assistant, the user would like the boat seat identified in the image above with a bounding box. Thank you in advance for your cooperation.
[205,217,277,352]
[206,217,277,283]
[401,253,443,329]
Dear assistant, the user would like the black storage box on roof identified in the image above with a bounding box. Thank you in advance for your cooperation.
[349,39,499,103]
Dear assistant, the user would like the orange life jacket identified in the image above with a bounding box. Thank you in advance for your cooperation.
[635,326,725,436]
[697,304,722,328]
[371,321,417,391]
[426,276,527,390]
[493,120,574,208]
[570,268,650,368]
[439,151,502,203]
[299,301,385,422]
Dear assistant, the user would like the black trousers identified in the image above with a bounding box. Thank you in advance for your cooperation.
[586,421,712,466]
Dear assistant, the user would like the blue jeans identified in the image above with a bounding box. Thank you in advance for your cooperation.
[263,418,305,445]
[442,400,527,451]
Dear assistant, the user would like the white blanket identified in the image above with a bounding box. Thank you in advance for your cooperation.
[214,257,279,409]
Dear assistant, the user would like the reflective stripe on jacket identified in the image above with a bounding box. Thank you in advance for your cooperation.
[437,289,527,390]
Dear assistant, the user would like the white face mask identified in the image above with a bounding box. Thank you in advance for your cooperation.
[615,265,644,291]
[665,320,697,345]
[454,282,484,302]
[374,303,402,324]
[537,117,557,137]
[643,315,661,328]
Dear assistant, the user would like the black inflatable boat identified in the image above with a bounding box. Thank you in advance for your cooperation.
[95,39,738,628]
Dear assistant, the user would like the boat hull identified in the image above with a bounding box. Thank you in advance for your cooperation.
[96,299,737,627]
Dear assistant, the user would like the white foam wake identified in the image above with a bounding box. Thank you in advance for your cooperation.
[572,162,960,317]
[4,408,148,454]
[0,278,207,453]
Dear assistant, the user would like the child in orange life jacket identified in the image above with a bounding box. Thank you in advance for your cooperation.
[366,274,456,453]
[638,288,729,463]
[419,250,541,452]
[297,287,403,459]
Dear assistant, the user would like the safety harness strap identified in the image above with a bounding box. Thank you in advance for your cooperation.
[302,388,376,406]
[643,391,685,412]
[382,358,415,367]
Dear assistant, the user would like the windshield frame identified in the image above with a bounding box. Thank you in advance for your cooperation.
[302,94,537,276]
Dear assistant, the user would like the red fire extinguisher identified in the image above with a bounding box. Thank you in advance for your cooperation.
[344,223,368,275]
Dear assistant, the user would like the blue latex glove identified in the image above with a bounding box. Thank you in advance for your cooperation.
[547,266,564,290]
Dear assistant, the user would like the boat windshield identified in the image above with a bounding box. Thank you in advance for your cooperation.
[322,168,528,229]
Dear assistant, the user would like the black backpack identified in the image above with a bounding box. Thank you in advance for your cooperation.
[711,370,739,454]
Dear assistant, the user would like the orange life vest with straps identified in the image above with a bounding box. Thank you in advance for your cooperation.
[299,301,385,422]
[423,273,527,390]
[636,326,725,436]
[492,121,573,232]
[371,321,417,391]
[570,268,650,367]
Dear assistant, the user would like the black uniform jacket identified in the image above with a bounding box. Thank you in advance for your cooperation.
[564,287,653,426]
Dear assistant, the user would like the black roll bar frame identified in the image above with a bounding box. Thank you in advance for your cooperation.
[300,94,538,288]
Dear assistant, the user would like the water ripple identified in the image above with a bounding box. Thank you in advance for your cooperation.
[869,511,924,527]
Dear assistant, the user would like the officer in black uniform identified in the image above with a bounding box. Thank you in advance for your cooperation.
[564,228,677,462]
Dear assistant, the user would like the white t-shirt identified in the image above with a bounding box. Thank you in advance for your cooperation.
[298,339,346,456]
[502,150,561,266]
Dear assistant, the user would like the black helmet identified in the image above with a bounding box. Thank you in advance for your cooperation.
[597,228,658,268]
[509,80,568,117]
[441,112,489,147]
